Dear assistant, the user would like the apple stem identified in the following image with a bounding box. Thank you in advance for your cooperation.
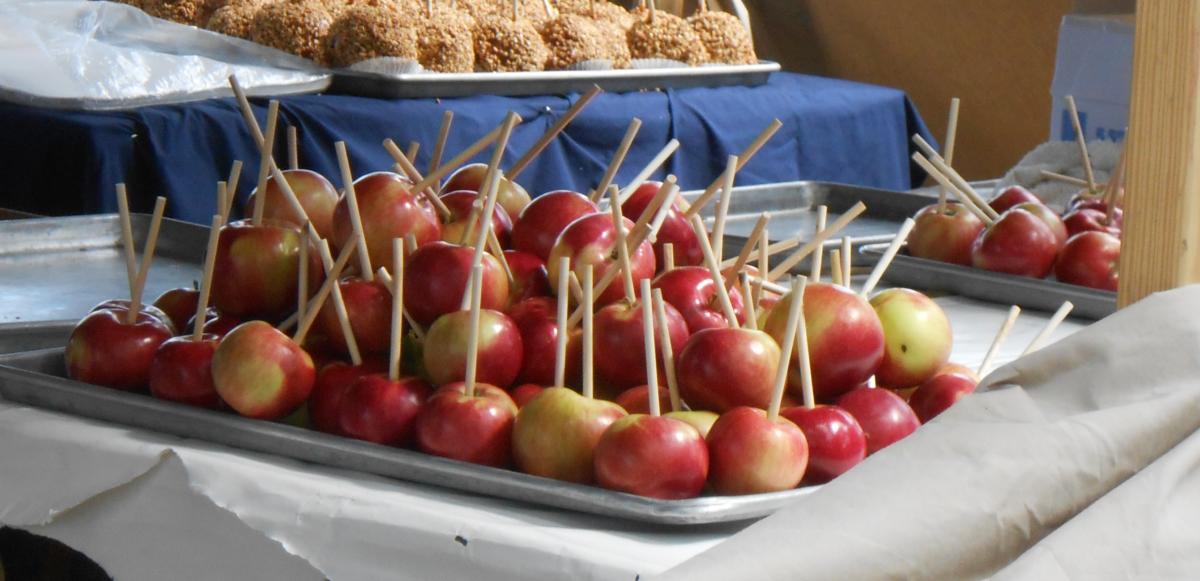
[224,161,243,221]
[465,263,486,397]
[296,226,308,332]
[860,217,916,298]
[641,279,661,417]
[252,100,280,226]
[1021,301,1075,357]
[615,139,679,206]
[554,257,571,387]
[767,202,867,282]
[1065,96,1098,194]
[724,213,770,288]
[335,141,374,281]
[589,118,641,203]
[739,272,758,329]
[487,229,514,287]
[768,275,807,419]
[410,114,522,195]
[979,305,1021,377]
[830,248,843,287]
[611,191,637,303]
[652,289,682,412]
[808,205,827,282]
[1103,144,1126,226]
[374,267,427,342]
[683,119,782,220]
[938,97,961,214]
[127,197,167,325]
[462,112,519,310]
[192,214,224,342]
[294,241,356,345]
[711,155,738,264]
[663,243,675,271]
[382,138,453,220]
[390,238,406,381]
[912,153,993,226]
[509,85,601,181]
[840,236,852,288]
[582,263,595,399]
[429,110,454,178]
[316,239,364,366]
[114,184,138,302]
[911,136,999,221]
[691,215,740,329]
[287,125,299,171]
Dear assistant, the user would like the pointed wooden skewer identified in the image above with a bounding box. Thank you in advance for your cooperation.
[1039,170,1092,188]
[382,138,453,220]
[629,177,676,245]
[554,257,571,387]
[287,126,299,170]
[754,225,768,309]
[724,213,770,288]
[294,243,356,345]
[216,182,229,224]
[297,229,308,326]
[389,238,406,380]
[809,205,827,282]
[406,141,420,165]
[508,85,602,180]
[487,228,514,286]
[640,279,661,417]
[127,197,168,325]
[1021,301,1075,356]
[691,215,739,327]
[1065,96,1098,194]
[409,115,523,194]
[373,267,427,342]
[569,271,584,306]
[767,275,807,419]
[912,135,999,221]
[611,192,637,302]
[651,289,681,412]
[860,218,916,297]
[978,305,1020,377]
[430,110,454,177]
[581,263,596,399]
[335,141,374,281]
[938,98,961,213]
[589,118,641,202]
[464,263,486,398]
[461,113,519,310]
[615,139,680,205]
[767,202,867,281]
[115,184,138,295]
[710,155,738,264]
[228,75,265,146]
[225,161,243,219]
[317,239,363,365]
[739,272,758,329]
[192,214,225,342]
[252,101,281,224]
[683,119,783,220]
[1103,145,1126,225]
[830,248,843,287]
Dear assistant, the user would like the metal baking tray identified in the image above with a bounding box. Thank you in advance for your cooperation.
[0,214,206,324]
[329,61,779,99]
[860,243,1116,320]
[0,321,75,355]
[0,347,818,525]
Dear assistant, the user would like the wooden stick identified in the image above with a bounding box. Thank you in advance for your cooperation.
[128,197,167,325]
[629,177,676,246]
[711,155,738,264]
[335,141,374,281]
[640,279,661,417]
[829,248,843,287]
[1039,170,1093,189]
[794,278,814,410]
[382,138,454,220]
[317,239,363,365]
[683,119,783,220]
[739,272,758,329]
[462,113,519,310]
[409,115,522,194]
[611,193,637,302]
[651,289,681,412]
[978,305,1020,376]
[228,75,265,147]
[464,264,486,397]
[1065,96,1098,193]
[912,153,994,226]
[616,139,680,205]
[663,243,675,271]
[691,215,739,327]
[1021,301,1075,356]
[487,228,514,286]
[754,225,768,307]
[912,135,1000,221]
[767,275,806,419]
[192,214,224,342]
[390,238,405,380]
[508,85,602,180]
[268,164,314,228]
[252,100,280,225]
[554,257,571,387]
[569,271,584,306]
[860,217,916,297]
[459,197,483,247]
[294,242,356,345]
[939,98,961,213]
[1104,145,1127,225]
[767,202,867,281]
[840,236,852,288]
[725,213,770,287]
[225,160,243,220]
[809,205,827,282]
[115,184,138,296]
[406,141,420,165]
[373,268,427,342]
[405,234,418,257]
[287,126,299,170]
[297,230,308,328]
[581,263,595,399]
[216,181,229,223]
[430,110,454,177]
[589,118,641,202]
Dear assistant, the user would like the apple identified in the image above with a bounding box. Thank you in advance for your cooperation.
[317,277,393,354]
[764,283,885,402]
[971,208,1060,279]
[510,383,546,408]
[614,385,672,414]
[705,407,809,495]
[512,190,598,260]
[622,181,702,267]
[594,415,709,499]
[664,410,719,438]
[197,311,241,339]
[90,300,176,333]
[837,387,920,455]
[869,288,953,389]
[504,250,552,301]
[211,320,316,420]
[1012,202,1068,248]
[211,219,323,321]
[423,308,524,388]
[1055,231,1120,291]
[1063,208,1121,238]
[66,307,174,391]
[404,241,510,326]
[906,203,986,266]
[332,171,442,273]
[507,296,579,386]
[441,163,532,221]
[438,190,514,247]
[148,334,222,409]
[512,387,627,483]
[152,287,200,334]
[307,358,388,434]
[780,405,866,483]
[414,382,518,467]
[908,366,978,423]
[593,298,689,389]
[1067,190,1122,225]
[337,373,431,446]
[546,212,656,307]
[676,327,781,412]
[248,169,339,239]
[652,266,747,333]
[988,185,1042,214]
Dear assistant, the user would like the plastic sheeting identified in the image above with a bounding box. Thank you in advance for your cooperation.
[0,1,328,110]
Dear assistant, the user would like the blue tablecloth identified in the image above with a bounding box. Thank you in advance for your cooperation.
[2,72,932,222]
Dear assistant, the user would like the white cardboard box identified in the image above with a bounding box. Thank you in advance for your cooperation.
[1049,14,1134,143]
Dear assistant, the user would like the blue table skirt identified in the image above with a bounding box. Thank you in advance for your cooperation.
[1,72,932,222]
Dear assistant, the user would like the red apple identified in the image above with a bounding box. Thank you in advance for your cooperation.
[780,405,866,483]
[307,358,388,434]
[512,387,627,483]
[438,190,514,246]
[837,387,920,455]
[988,185,1042,214]
[414,382,518,467]
[211,219,322,321]
[869,288,953,389]
[337,373,431,446]
[332,171,442,272]
[906,203,986,266]
[148,334,221,408]
[510,383,546,408]
[622,181,702,267]
[676,327,781,412]
[504,250,552,301]
[706,407,809,495]
[971,208,1060,279]
[152,287,200,334]
[908,366,978,423]
[594,298,689,390]
[614,385,672,414]
[317,277,393,354]
[441,163,532,221]
[546,212,656,307]
[66,307,174,391]
[91,300,176,333]
[765,283,885,402]
[198,311,241,339]
[652,266,746,333]
[248,169,339,239]
[423,308,524,388]
[664,410,719,438]
[1063,208,1121,238]
[404,241,510,326]
[1012,202,1068,248]
[507,296,579,386]
[594,415,709,499]
[512,190,598,260]
[211,320,316,420]
[1055,231,1120,291]
[1066,190,1122,225]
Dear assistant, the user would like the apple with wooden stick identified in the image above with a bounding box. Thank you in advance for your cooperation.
[511,189,598,260]
[248,168,339,240]
[438,189,514,247]
[547,211,657,308]
[152,285,200,336]
[332,170,442,272]
[504,249,552,301]
[906,202,984,266]
[1055,231,1121,291]
[909,306,1016,423]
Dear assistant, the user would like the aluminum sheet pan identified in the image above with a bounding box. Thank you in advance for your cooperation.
[0,321,74,354]
[860,243,1115,320]
[0,348,818,525]
[328,61,779,99]
[0,214,205,323]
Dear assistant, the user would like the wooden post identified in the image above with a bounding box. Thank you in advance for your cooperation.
[1119,1,1200,307]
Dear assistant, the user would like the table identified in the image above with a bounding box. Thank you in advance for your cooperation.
[0,73,932,223]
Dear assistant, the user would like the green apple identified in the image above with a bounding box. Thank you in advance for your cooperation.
[511,387,627,484]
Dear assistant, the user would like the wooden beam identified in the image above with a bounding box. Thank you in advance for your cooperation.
[1118,1,1200,307]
